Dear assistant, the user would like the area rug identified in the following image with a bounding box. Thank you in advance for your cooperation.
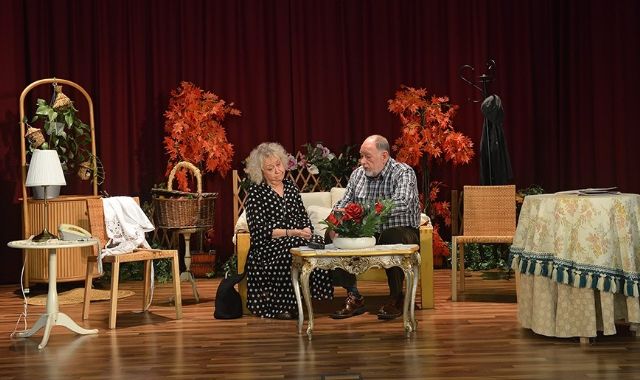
[26,288,135,306]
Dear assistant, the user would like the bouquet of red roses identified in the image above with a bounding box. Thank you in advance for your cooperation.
[321,199,394,238]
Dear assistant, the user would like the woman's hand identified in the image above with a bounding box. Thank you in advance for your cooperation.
[290,227,312,240]
[300,227,312,240]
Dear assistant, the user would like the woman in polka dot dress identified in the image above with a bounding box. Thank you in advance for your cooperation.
[244,142,333,319]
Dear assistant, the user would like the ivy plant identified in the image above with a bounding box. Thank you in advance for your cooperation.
[28,98,93,175]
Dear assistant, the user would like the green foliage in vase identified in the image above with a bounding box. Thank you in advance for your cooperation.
[27,98,93,174]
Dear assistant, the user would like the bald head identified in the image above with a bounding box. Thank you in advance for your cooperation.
[360,135,390,177]
[364,135,390,153]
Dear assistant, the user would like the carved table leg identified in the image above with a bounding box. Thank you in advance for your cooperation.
[409,258,420,331]
[291,258,304,334]
[402,265,414,335]
[300,263,314,340]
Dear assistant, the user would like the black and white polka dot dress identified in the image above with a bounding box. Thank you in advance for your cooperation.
[245,179,333,318]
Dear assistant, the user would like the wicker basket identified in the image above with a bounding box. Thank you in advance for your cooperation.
[152,161,217,228]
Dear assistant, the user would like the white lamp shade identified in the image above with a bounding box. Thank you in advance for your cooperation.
[25,150,67,187]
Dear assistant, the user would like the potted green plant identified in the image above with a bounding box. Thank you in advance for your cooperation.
[24,84,102,197]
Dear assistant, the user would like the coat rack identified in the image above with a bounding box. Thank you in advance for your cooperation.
[459,59,512,185]
[458,59,496,103]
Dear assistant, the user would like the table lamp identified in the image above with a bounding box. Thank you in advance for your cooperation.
[25,149,66,242]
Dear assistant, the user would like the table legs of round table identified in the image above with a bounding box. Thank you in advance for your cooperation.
[17,248,98,349]
[16,312,99,349]
[15,314,48,338]
[179,230,200,303]
[180,271,199,303]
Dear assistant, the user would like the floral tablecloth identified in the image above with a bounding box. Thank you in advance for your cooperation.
[509,193,640,337]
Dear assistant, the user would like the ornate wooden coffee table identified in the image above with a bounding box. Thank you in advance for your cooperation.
[290,244,420,339]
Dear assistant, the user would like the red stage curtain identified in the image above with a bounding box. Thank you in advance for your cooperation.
[1,0,639,283]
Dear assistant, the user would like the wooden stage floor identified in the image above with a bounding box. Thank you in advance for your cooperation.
[1,269,639,379]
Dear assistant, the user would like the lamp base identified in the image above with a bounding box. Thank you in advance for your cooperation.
[32,229,58,242]
[32,185,62,200]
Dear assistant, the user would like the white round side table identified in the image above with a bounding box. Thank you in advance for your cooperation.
[8,238,100,349]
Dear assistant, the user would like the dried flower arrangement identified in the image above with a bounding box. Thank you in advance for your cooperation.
[286,142,359,191]
[388,85,475,258]
[163,81,241,191]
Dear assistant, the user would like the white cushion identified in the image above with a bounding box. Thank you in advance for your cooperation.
[307,205,332,237]
[235,211,249,233]
[234,198,431,244]
[300,192,332,209]
[330,187,346,206]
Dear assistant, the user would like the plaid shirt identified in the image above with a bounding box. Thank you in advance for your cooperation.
[335,157,421,230]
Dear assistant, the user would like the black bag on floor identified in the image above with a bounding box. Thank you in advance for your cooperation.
[213,272,245,319]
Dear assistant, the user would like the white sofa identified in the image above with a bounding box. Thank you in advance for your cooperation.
[232,170,434,314]
[234,187,347,239]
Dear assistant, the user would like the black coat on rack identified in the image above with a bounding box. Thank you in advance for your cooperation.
[479,94,513,185]
[459,60,513,185]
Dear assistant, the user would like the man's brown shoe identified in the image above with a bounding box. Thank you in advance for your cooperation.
[330,292,366,319]
[377,296,403,320]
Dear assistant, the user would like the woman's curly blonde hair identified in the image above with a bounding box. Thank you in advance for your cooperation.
[244,142,290,184]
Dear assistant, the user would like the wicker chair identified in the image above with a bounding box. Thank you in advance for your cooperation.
[82,198,183,329]
[451,185,516,301]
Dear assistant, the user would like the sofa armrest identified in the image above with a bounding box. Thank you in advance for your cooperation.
[236,232,251,314]
[419,224,434,309]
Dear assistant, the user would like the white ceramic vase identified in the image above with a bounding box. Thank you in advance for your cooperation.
[333,236,376,250]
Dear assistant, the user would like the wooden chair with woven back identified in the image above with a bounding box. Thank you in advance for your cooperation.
[82,198,183,329]
[451,185,516,301]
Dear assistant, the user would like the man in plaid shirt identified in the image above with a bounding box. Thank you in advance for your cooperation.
[329,134,421,320]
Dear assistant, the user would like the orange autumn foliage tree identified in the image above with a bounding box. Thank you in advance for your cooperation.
[388,85,474,257]
[163,81,241,191]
